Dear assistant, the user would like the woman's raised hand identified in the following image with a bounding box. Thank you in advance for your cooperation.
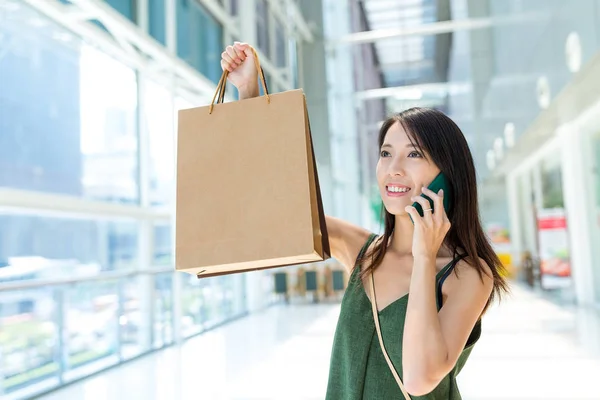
[221,42,259,98]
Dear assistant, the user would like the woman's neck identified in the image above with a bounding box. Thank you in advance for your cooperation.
[389,214,454,258]
[389,214,415,256]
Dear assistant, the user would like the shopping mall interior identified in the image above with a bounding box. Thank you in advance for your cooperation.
[1,0,600,399]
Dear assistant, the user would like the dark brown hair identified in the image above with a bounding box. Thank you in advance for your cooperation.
[357,107,509,313]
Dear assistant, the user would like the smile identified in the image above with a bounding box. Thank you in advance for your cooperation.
[386,185,411,197]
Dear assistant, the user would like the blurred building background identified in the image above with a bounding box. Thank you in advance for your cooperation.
[1,0,600,399]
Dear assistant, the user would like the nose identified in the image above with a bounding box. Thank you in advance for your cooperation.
[388,156,405,177]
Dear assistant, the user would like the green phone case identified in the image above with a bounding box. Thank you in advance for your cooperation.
[411,173,452,222]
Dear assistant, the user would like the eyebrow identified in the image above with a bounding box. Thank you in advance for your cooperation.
[381,143,417,149]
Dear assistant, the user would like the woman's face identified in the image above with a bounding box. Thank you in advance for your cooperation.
[376,122,441,216]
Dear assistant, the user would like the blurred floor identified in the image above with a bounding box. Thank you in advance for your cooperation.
[36,284,600,400]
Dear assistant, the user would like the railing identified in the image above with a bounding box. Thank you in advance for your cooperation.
[0,268,248,399]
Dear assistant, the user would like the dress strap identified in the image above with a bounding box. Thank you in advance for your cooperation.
[436,253,467,309]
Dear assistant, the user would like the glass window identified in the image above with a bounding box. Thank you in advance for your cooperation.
[199,9,224,84]
[230,0,239,16]
[0,214,139,283]
[200,277,227,328]
[220,274,246,318]
[0,8,139,203]
[289,37,299,88]
[153,223,172,266]
[105,0,137,23]
[120,276,151,360]
[275,21,287,68]
[0,287,60,395]
[63,280,120,382]
[176,0,192,61]
[180,274,204,337]
[256,0,270,58]
[180,274,239,336]
[176,0,224,84]
[541,158,565,208]
[79,46,139,204]
[144,80,175,206]
[153,273,174,348]
[149,0,166,45]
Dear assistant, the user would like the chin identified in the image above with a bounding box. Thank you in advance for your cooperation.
[382,202,409,217]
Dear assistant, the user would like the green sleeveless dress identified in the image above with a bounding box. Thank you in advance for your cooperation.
[326,234,481,399]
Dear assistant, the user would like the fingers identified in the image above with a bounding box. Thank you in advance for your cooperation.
[422,187,446,222]
[226,46,240,63]
[234,42,253,58]
[221,51,235,72]
[221,59,232,73]
[232,44,246,61]
[226,45,243,65]
[222,43,254,73]
[404,205,420,224]
[411,195,433,223]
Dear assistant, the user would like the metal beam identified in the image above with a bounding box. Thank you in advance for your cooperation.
[355,82,471,100]
[340,18,492,44]
[22,0,217,100]
[63,5,97,21]
[0,268,173,292]
[0,188,171,220]
[335,12,545,44]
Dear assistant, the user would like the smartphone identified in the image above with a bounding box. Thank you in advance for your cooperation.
[410,172,452,223]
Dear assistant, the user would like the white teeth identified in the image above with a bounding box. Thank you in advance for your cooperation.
[388,186,409,193]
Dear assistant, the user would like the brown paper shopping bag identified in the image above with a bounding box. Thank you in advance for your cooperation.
[175,49,330,278]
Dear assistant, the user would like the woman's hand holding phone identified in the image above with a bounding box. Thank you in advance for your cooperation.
[405,187,451,260]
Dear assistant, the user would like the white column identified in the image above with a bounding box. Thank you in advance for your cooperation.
[558,123,596,305]
[323,0,362,225]
[137,0,149,33]
[165,0,177,54]
[169,73,183,343]
[136,71,154,352]
[239,0,257,44]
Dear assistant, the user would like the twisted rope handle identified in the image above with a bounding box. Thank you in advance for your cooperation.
[209,46,270,114]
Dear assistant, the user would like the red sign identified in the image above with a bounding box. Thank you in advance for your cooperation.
[537,216,567,230]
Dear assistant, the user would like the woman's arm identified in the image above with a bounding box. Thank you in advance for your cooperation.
[325,215,372,272]
[403,189,493,395]
[401,258,493,395]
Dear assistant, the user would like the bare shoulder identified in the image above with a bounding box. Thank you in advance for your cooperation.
[444,257,494,302]
[325,215,373,272]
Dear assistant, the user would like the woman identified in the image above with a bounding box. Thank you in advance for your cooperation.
[221,42,509,399]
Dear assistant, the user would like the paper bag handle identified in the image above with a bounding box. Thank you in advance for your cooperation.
[209,46,270,114]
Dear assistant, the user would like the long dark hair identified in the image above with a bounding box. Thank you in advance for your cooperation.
[357,107,509,313]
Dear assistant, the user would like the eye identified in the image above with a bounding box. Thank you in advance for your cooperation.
[380,150,391,158]
[408,151,423,158]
